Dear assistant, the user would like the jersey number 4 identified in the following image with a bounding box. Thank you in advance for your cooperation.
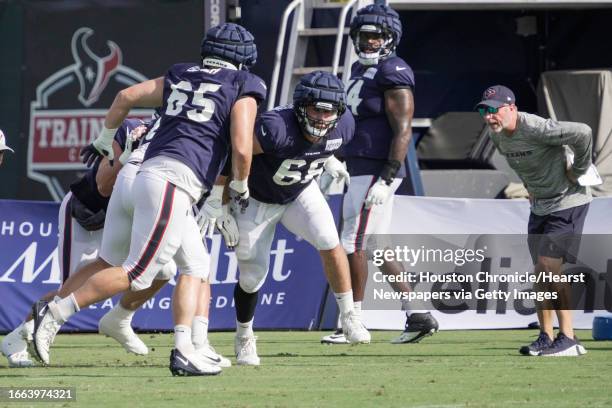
[166,80,221,123]
[273,158,328,186]
[346,79,364,116]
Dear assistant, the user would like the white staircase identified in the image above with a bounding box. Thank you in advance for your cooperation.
[267,0,373,110]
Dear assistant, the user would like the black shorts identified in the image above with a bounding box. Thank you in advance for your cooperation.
[527,203,589,264]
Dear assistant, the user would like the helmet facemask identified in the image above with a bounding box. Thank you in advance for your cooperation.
[349,4,403,66]
[296,101,341,139]
[353,24,394,66]
[293,70,346,139]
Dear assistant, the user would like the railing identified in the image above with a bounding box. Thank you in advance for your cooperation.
[387,0,612,9]
[268,0,303,111]
[331,0,360,77]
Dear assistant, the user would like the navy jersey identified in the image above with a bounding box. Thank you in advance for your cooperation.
[144,63,267,190]
[342,56,414,163]
[250,107,355,204]
[127,116,161,165]
[70,118,140,212]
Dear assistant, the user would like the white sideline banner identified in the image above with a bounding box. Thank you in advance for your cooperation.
[362,196,612,330]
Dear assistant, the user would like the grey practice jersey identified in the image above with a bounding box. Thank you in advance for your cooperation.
[488,112,593,215]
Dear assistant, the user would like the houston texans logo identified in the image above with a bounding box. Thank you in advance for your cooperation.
[71,27,122,107]
[484,87,496,99]
[28,26,149,201]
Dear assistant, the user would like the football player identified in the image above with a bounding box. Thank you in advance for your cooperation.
[100,115,234,367]
[231,71,370,366]
[1,119,170,367]
[3,118,233,368]
[31,23,266,376]
[321,4,439,345]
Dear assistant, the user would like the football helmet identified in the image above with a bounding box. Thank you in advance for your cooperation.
[349,4,402,66]
[141,108,162,132]
[200,23,257,70]
[293,71,346,139]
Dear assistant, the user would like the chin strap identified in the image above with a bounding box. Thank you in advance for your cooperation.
[358,54,380,66]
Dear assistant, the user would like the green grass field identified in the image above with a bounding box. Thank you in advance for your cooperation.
[1,330,610,408]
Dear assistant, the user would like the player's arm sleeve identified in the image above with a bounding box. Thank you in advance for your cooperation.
[254,113,287,154]
[377,59,415,91]
[333,113,354,160]
[341,111,356,146]
[238,73,268,106]
[537,119,593,177]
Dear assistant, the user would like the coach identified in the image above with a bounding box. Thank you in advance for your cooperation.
[476,85,592,357]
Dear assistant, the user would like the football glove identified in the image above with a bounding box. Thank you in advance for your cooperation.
[81,126,117,167]
[364,178,392,208]
[229,178,249,214]
[118,132,134,166]
[318,172,335,199]
[216,205,239,249]
[196,186,224,238]
[323,156,350,185]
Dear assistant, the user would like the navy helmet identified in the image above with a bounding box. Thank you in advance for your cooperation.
[293,71,346,138]
[200,23,257,70]
[349,4,402,65]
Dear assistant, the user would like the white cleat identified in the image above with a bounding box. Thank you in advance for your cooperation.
[235,335,260,366]
[2,324,34,367]
[169,348,222,376]
[197,341,231,368]
[341,311,371,344]
[321,329,350,345]
[7,350,35,368]
[31,301,62,366]
[98,312,148,355]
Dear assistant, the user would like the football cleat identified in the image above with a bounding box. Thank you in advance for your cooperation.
[6,350,35,368]
[341,311,371,344]
[196,341,231,368]
[1,323,34,368]
[321,329,350,345]
[169,348,222,376]
[539,333,587,357]
[98,311,148,355]
[519,332,553,356]
[30,301,62,365]
[391,312,439,344]
[235,335,260,366]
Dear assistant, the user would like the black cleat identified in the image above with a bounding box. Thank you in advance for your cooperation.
[391,312,439,344]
